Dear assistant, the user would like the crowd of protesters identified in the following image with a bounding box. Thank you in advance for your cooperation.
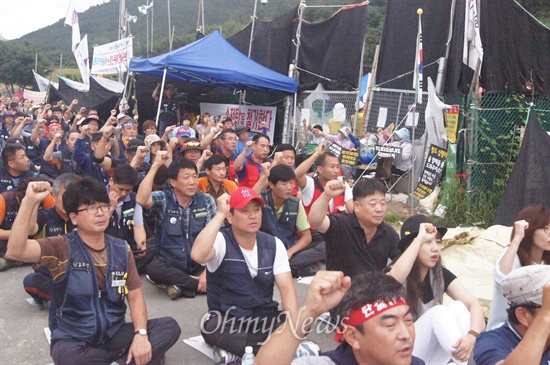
[1,90,549,365]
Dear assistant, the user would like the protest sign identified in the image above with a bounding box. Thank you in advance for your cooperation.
[327,143,359,165]
[445,105,460,143]
[200,102,276,141]
[414,144,447,200]
[374,145,402,158]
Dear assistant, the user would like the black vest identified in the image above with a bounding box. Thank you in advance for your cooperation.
[206,227,278,319]
[49,232,128,346]
[105,192,137,247]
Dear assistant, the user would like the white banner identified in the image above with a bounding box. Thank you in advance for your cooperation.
[200,103,276,141]
[23,90,47,105]
[91,38,133,75]
[74,35,90,85]
[64,4,80,51]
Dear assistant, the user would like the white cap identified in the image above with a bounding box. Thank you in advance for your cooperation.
[245,346,253,354]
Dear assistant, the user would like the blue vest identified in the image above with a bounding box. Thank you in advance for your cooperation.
[49,232,128,346]
[58,147,76,175]
[105,192,137,247]
[323,343,425,365]
[0,167,36,193]
[40,208,76,237]
[206,227,278,319]
[156,188,209,273]
[260,190,299,249]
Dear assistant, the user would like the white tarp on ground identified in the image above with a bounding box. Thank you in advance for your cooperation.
[440,224,512,317]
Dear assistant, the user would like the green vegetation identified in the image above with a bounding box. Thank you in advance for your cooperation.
[1,0,548,92]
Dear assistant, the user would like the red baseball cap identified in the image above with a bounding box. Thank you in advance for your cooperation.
[229,188,265,210]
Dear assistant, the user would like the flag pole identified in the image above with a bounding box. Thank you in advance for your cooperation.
[411,8,423,215]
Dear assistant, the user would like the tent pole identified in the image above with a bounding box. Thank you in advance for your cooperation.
[248,0,259,58]
[155,68,167,127]
[289,1,306,145]
[121,71,132,113]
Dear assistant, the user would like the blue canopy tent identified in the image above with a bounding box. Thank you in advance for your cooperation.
[129,31,298,124]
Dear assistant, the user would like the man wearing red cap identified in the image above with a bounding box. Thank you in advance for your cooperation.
[191,187,298,364]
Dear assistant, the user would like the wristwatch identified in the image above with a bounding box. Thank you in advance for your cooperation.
[134,329,147,336]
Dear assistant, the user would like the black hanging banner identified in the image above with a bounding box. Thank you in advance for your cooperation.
[414,144,447,200]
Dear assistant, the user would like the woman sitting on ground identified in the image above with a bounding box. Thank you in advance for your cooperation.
[486,205,550,330]
[386,214,485,365]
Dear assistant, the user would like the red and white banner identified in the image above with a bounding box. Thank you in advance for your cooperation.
[200,103,277,141]
[91,37,133,75]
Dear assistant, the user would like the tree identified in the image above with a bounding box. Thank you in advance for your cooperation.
[0,40,51,94]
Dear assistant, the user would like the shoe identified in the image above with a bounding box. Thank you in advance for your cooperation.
[294,340,320,358]
[213,346,240,365]
[0,257,22,272]
[146,274,166,289]
[166,285,182,300]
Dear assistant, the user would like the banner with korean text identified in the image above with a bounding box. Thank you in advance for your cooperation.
[414,144,447,200]
[200,103,276,141]
[91,38,133,75]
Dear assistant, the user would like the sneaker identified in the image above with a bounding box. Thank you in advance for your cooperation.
[213,346,240,365]
[166,285,182,300]
[0,257,22,272]
[294,340,320,358]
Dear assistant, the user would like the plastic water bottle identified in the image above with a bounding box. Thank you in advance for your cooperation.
[241,346,255,365]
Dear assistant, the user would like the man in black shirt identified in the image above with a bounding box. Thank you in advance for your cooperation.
[308,178,400,278]
[152,83,181,136]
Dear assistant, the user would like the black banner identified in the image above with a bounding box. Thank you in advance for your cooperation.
[414,144,447,200]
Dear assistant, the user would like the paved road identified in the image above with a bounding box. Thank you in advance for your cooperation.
[0,266,335,365]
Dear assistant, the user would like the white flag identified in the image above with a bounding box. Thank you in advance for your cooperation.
[65,3,81,52]
[463,0,483,71]
[74,35,90,85]
[424,77,451,149]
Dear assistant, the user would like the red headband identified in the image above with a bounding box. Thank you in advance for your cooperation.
[334,298,407,343]
[47,122,62,131]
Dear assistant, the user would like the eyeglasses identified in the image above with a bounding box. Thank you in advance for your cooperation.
[544,226,550,234]
[77,203,111,215]
[222,137,238,141]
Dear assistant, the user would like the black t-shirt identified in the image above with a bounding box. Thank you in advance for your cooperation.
[322,212,400,278]
[420,266,457,304]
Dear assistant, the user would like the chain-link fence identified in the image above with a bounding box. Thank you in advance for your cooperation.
[363,87,550,225]
[451,93,550,224]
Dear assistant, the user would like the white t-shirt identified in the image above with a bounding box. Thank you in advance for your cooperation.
[300,175,353,212]
[206,231,290,278]
[486,247,522,330]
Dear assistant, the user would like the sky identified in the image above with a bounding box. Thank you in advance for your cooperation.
[0,0,107,40]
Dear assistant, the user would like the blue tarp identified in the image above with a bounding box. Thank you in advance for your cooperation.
[129,31,297,94]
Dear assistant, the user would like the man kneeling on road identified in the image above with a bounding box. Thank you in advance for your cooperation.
[191,188,298,364]
[7,178,181,365]
[256,270,425,365]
